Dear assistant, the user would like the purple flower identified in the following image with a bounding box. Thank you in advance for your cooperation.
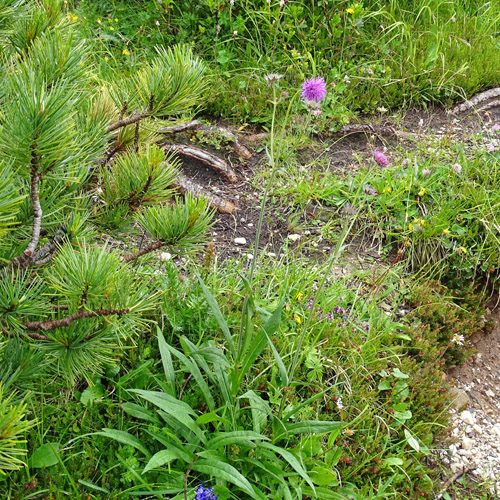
[374,150,389,167]
[491,124,500,132]
[301,77,327,103]
[196,484,219,500]
[452,163,462,174]
[421,168,431,177]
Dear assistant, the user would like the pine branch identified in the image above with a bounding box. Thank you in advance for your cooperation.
[122,240,165,263]
[106,110,151,133]
[11,135,42,269]
[23,308,130,331]
[107,95,155,133]
[32,224,68,265]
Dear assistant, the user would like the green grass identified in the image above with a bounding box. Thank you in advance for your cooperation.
[1,1,500,499]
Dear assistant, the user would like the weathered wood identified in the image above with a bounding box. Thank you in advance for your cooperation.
[174,175,237,214]
[165,144,237,183]
[450,87,500,114]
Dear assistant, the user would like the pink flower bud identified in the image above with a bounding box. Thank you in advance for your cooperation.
[374,150,389,167]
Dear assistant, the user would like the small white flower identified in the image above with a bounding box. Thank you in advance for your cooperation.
[377,106,388,113]
[418,118,424,127]
[451,334,465,346]
[230,0,234,4]
[233,30,238,36]
[155,20,160,26]
[279,0,285,6]
[264,73,284,83]
[343,75,351,84]
[336,397,345,410]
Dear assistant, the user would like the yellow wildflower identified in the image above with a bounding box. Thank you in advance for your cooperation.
[418,188,426,197]
[408,224,413,231]
[122,49,130,55]
[97,18,101,24]
[104,56,109,62]
[109,26,114,30]
[458,246,467,255]
[420,219,425,226]
[346,7,354,14]
[443,228,450,235]
[413,218,419,224]
[296,292,304,302]
[387,187,392,194]
[114,18,118,22]
[294,314,302,325]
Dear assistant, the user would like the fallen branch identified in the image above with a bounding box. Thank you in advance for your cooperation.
[164,144,237,183]
[23,308,130,331]
[160,121,253,159]
[174,175,237,214]
[477,99,500,114]
[239,132,270,144]
[450,87,500,114]
[1,330,50,341]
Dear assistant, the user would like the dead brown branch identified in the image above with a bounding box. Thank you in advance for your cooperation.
[160,121,253,159]
[174,175,237,214]
[165,144,237,183]
[450,87,500,114]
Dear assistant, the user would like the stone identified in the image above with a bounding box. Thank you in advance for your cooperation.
[159,252,172,261]
[449,387,470,410]
[450,462,464,474]
[460,410,475,425]
[485,389,496,398]
[462,437,474,450]
[473,424,483,435]
[234,237,247,245]
[287,234,301,242]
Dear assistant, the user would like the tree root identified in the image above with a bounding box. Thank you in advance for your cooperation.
[161,120,253,159]
[174,175,237,214]
[450,87,500,114]
[164,144,238,183]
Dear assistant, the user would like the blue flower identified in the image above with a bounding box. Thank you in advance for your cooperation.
[195,483,219,500]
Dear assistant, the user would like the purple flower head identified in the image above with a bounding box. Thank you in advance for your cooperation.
[421,168,431,177]
[301,77,327,103]
[374,150,389,167]
[452,163,462,174]
[491,124,500,132]
[196,484,219,500]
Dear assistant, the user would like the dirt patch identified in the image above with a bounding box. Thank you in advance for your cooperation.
[448,307,500,416]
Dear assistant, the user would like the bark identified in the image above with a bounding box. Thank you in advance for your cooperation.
[450,87,500,114]
[23,308,130,331]
[174,175,237,214]
[165,144,238,183]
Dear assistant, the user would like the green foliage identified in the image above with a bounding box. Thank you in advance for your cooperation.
[405,281,491,366]
[137,194,215,253]
[0,384,36,473]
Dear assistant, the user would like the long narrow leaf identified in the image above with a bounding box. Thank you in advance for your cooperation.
[130,390,206,444]
[197,274,235,356]
[94,429,151,458]
[157,328,176,395]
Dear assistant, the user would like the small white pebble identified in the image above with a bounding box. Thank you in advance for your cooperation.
[159,252,172,261]
[234,237,247,245]
[287,234,301,242]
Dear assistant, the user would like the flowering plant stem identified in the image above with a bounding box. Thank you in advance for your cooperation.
[235,84,298,368]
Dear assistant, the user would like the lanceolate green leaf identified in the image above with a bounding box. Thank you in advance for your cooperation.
[191,458,266,500]
[157,328,175,395]
[259,442,315,492]
[143,449,181,474]
[94,429,151,458]
[197,274,235,356]
[206,431,269,450]
[129,390,206,444]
